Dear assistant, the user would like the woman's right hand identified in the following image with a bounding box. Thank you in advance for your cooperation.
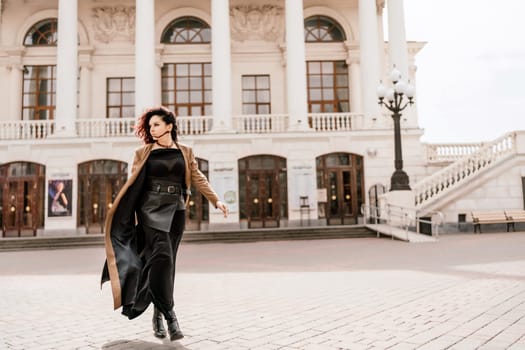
[216,201,229,218]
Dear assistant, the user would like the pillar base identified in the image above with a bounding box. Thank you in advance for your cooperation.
[390,169,411,191]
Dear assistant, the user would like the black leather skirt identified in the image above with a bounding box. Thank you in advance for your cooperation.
[138,181,186,233]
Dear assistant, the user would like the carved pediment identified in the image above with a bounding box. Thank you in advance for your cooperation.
[92,5,135,43]
[230,5,283,42]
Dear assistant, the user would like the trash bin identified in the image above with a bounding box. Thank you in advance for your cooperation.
[419,216,432,235]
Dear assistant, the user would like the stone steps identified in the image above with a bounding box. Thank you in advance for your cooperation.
[0,225,375,251]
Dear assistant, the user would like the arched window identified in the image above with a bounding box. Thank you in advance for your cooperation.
[24,18,58,46]
[304,15,346,42]
[161,16,211,44]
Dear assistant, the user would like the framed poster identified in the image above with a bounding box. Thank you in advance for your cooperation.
[48,179,73,217]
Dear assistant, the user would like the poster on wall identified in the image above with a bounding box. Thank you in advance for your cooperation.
[48,179,73,217]
[211,167,238,213]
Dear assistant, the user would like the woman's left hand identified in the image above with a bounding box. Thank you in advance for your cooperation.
[216,201,229,218]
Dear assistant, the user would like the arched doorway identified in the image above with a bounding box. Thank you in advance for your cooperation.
[0,162,45,237]
[186,158,210,231]
[239,155,288,228]
[78,160,127,234]
[316,153,364,225]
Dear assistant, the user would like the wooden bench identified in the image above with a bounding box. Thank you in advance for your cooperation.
[504,210,525,231]
[471,211,511,233]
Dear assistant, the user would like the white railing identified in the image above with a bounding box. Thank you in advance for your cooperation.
[232,114,288,133]
[0,113,367,140]
[309,112,360,131]
[362,203,443,240]
[414,132,517,209]
[176,116,213,135]
[426,143,484,163]
[0,120,54,140]
[76,118,135,137]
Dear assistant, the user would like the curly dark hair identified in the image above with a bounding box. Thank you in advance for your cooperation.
[135,106,178,144]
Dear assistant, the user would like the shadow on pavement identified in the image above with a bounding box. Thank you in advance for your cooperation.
[102,339,190,349]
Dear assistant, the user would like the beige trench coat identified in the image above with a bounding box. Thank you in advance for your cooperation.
[103,142,220,309]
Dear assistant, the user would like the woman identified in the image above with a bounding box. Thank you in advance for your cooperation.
[101,106,228,341]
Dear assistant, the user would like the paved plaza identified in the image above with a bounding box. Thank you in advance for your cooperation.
[1,232,525,350]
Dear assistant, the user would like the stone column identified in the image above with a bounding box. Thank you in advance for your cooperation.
[135,0,156,116]
[387,0,409,79]
[285,0,309,130]
[78,48,93,119]
[358,0,381,125]
[388,0,416,127]
[347,53,363,129]
[55,0,78,136]
[211,0,233,132]
[6,49,24,119]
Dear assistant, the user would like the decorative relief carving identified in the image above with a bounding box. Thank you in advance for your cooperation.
[230,5,283,42]
[92,5,135,43]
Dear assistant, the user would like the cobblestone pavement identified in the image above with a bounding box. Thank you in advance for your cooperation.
[1,232,525,350]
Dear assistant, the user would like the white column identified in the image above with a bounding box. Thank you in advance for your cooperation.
[359,0,381,124]
[78,64,92,119]
[135,0,156,116]
[78,48,93,119]
[9,67,23,119]
[55,0,78,136]
[6,49,24,119]
[285,0,309,130]
[347,55,363,128]
[211,0,233,132]
[388,0,417,127]
[387,0,409,79]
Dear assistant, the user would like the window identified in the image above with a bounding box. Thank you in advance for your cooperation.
[304,16,346,42]
[161,63,212,116]
[161,16,211,44]
[24,18,58,46]
[307,61,349,113]
[242,75,271,114]
[106,78,135,118]
[22,65,56,120]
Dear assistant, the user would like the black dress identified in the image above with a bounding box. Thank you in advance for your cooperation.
[122,148,187,319]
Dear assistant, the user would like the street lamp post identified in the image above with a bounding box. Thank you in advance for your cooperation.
[377,67,415,191]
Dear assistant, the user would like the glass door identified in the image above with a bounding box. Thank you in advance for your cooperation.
[1,163,45,237]
[246,171,279,228]
[239,155,287,229]
[317,153,364,225]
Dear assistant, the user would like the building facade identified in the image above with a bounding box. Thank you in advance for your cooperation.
[1,0,524,237]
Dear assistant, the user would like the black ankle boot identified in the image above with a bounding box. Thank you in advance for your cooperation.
[152,306,167,339]
[165,309,184,341]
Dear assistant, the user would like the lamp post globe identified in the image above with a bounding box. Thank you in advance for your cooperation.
[377,68,415,191]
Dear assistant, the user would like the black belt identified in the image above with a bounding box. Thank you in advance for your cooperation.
[146,182,187,195]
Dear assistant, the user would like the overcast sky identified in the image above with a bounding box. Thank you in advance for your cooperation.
[397,0,525,143]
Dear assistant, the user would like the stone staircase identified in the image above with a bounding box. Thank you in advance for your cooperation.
[0,225,376,251]
[415,132,519,214]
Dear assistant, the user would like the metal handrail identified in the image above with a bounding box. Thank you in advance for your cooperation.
[362,203,443,239]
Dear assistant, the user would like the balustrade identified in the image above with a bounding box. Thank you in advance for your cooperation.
[309,113,357,131]
[232,114,288,133]
[414,132,517,208]
[426,143,483,163]
[0,120,54,140]
[0,113,367,140]
[76,118,135,137]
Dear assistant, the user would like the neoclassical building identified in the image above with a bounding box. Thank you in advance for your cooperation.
[0,0,523,237]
